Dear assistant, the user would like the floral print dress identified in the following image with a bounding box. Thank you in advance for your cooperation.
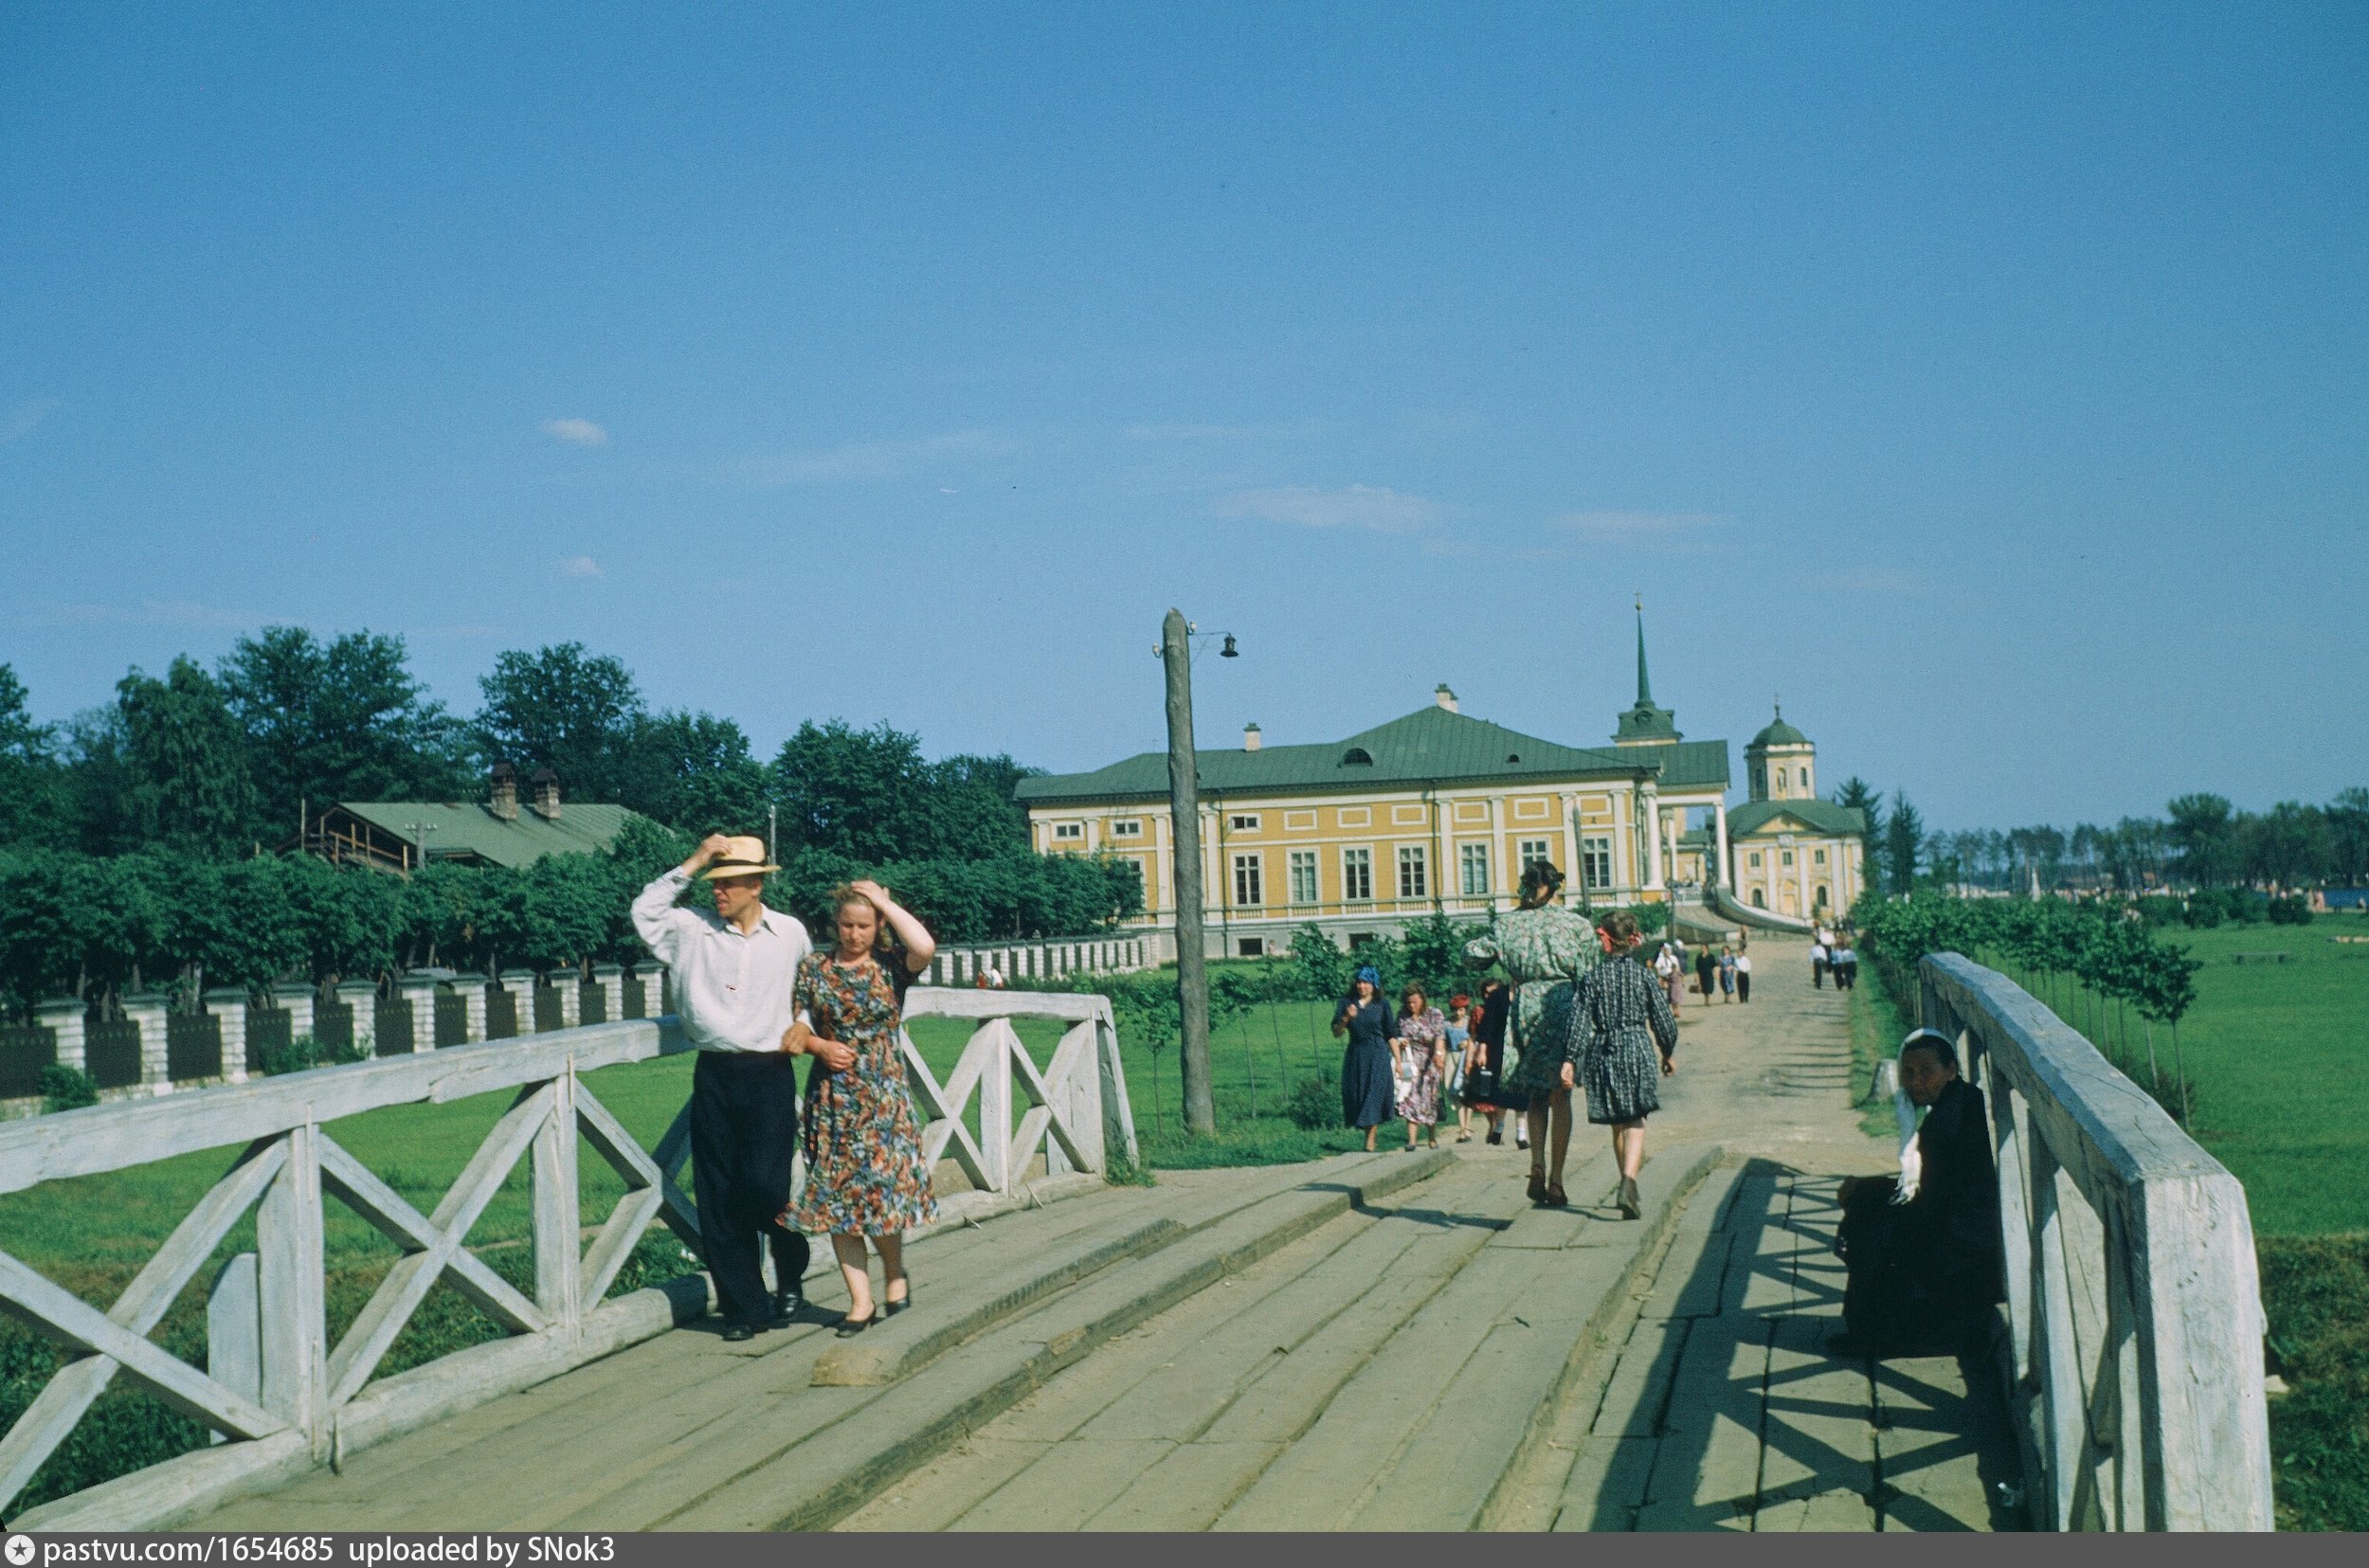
[1464,905,1602,1102]
[785,952,937,1236]
[1393,1006,1447,1126]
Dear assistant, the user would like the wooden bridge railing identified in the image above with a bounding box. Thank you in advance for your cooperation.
[0,987,1134,1531]
[1918,954,2272,1531]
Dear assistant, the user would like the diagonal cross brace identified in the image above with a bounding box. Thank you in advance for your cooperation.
[0,1138,287,1513]
[321,1085,552,1406]
[572,1085,666,1307]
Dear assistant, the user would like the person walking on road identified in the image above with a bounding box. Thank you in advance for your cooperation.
[1444,994,1474,1143]
[1735,947,1753,1003]
[1464,861,1600,1208]
[1333,965,1397,1152]
[631,835,815,1343]
[1391,984,1447,1151]
[1694,945,1717,1005]
[1718,946,1737,1003]
[1565,910,1680,1220]
[1461,978,1525,1147]
[788,881,940,1336]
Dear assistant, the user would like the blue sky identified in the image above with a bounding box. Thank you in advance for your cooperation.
[3,3,2363,829]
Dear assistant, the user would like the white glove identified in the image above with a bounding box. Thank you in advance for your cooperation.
[1891,1081,1922,1203]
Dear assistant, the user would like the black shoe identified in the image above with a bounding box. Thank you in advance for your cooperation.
[1485,1128,1502,1145]
[771,1288,803,1325]
[721,1323,759,1343]
[835,1309,877,1338]
[883,1289,912,1317]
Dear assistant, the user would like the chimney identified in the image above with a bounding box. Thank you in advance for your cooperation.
[1243,722,1262,753]
[529,766,561,820]
[1435,684,1458,713]
[488,763,518,821]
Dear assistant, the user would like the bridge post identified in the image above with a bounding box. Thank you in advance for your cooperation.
[532,1069,582,1337]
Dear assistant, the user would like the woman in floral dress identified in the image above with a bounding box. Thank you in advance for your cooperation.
[1390,984,1447,1151]
[1463,860,1600,1208]
[787,880,938,1336]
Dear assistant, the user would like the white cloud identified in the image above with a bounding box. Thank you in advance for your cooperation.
[740,428,1012,485]
[0,399,60,447]
[559,556,604,578]
[1215,484,1447,535]
[1550,511,1725,547]
[542,418,609,446]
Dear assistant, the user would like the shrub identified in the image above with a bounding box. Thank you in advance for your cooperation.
[38,1064,97,1112]
[2268,894,2313,927]
[1285,1074,1336,1131]
[256,1031,363,1077]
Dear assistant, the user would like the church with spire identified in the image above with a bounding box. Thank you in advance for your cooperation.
[1017,604,1870,956]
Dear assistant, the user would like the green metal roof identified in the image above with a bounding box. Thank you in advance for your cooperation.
[337,800,644,868]
[1747,704,1810,748]
[1727,799,1865,838]
[1015,704,1730,805]
[1613,606,1681,743]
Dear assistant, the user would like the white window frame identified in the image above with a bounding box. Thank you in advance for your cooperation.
[1518,838,1553,875]
[1111,819,1143,838]
[1228,813,1261,832]
[1053,821,1084,842]
[1581,835,1614,891]
[1397,845,1427,900]
[1342,847,1374,903]
[1232,852,1264,910]
[1458,842,1490,897]
[1288,850,1319,906]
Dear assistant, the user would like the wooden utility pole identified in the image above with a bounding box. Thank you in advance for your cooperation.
[1162,608,1216,1136]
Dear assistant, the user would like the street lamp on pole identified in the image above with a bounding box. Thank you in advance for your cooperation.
[397,821,438,875]
[1158,609,1237,1139]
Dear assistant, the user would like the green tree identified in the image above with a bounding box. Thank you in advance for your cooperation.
[769,719,938,862]
[2239,801,2330,892]
[632,710,769,834]
[0,664,69,850]
[475,643,648,803]
[117,658,261,857]
[1884,792,1924,895]
[1832,776,1886,890]
[2166,793,2235,888]
[218,625,473,836]
[2327,787,2369,886]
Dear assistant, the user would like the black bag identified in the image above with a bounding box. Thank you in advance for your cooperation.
[1462,1064,1501,1105]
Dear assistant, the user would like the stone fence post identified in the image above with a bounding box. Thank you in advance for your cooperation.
[204,988,249,1084]
[453,974,487,1043]
[272,982,316,1046]
[494,970,533,1035]
[335,980,376,1054]
[121,990,171,1095]
[36,999,84,1077]
[400,975,437,1054]
[592,964,624,1024]
[556,970,582,1030]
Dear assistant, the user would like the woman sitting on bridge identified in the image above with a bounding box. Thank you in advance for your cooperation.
[1828,1029,2005,1360]
[787,881,940,1337]
[1464,860,1600,1208]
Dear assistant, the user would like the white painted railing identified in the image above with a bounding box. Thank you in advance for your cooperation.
[1918,953,2272,1531]
[0,988,1135,1531]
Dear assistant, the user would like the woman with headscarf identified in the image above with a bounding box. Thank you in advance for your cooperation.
[1563,909,1679,1219]
[1464,861,1600,1207]
[1330,964,1396,1152]
[1828,1030,2005,1359]
[1390,982,1447,1151]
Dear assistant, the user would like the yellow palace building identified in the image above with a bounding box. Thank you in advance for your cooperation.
[1018,616,1801,957]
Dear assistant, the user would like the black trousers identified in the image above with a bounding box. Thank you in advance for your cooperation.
[1737,973,1752,1002]
[689,1051,811,1328]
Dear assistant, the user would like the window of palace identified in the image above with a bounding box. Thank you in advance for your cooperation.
[1289,850,1319,905]
[1814,848,1827,865]
[1459,842,1490,896]
[1519,838,1552,874]
[1111,819,1142,838]
[1229,813,1261,832]
[1238,937,1266,957]
[1582,836,1613,891]
[1749,852,1763,869]
[1781,851,1795,867]
[1053,822,1083,841]
[1752,889,1767,908]
[1799,767,1810,788]
[1398,846,1427,899]
[1232,854,1264,909]
[1342,848,1373,901]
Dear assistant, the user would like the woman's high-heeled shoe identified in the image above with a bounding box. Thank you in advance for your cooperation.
[835,1308,878,1338]
[1618,1177,1643,1220]
[883,1289,913,1317]
[1526,1169,1547,1204]
[1546,1182,1568,1209]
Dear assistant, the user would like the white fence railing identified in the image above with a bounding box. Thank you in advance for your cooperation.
[0,988,1134,1531]
[924,937,1157,987]
[1918,953,2272,1531]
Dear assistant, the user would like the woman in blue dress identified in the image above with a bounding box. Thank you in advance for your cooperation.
[1331,964,1396,1152]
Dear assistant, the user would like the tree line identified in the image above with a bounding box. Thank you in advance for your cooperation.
[1823,776,2368,898]
[0,634,1144,1014]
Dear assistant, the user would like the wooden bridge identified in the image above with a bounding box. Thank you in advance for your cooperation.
[0,944,2272,1532]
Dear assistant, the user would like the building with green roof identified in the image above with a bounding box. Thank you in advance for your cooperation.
[305,765,652,873]
[1018,610,1750,955]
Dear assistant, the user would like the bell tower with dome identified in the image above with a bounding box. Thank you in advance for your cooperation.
[1744,702,1816,802]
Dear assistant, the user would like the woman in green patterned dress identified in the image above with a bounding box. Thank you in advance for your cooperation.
[1463,861,1601,1207]
[787,880,939,1336]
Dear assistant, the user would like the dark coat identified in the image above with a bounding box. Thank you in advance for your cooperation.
[1838,1077,2006,1353]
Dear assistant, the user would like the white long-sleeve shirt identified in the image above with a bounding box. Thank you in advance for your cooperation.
[630,868,811,1054]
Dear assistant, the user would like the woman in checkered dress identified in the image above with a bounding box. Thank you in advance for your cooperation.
[1563,910,1678,1220]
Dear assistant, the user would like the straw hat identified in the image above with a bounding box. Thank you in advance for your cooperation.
[699,836,781,879]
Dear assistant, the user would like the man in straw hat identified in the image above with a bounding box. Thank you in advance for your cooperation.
[633,833,823,1342]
